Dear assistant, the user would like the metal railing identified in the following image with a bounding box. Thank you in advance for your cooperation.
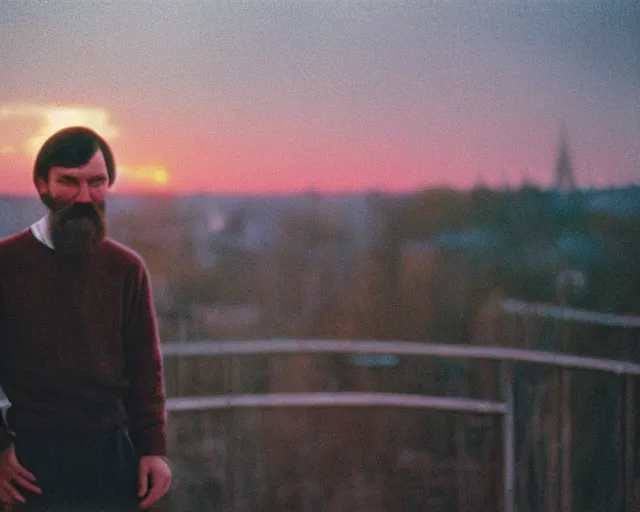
[161,337,640,512]
[501,298,640,328]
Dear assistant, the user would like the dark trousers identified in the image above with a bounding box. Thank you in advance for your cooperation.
[11,429,139,512]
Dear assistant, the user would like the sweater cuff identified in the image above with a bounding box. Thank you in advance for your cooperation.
[132,429,167,457]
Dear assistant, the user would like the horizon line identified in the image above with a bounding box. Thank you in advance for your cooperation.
[0,183,637,200]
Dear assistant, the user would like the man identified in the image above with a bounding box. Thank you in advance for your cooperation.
[0,126,171,510]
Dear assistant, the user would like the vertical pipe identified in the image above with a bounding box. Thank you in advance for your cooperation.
[455,412,467,512]
[560,368,572,512]
[456,362,470,512]
[613,374,624,511]
[501,361,515,512]
[546,369,561,512]
[624,374,635,512]
[559,311,573,512]
[497,361,505,510]
[231,354,241,510]
[222,355,232,510]
[503,382,515,512]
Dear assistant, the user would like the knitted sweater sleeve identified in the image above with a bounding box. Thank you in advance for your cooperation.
[0,397,11,452]
[0,283,14,453]
[122,262,167,457]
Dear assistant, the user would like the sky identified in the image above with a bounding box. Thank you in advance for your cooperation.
[0,0,638,195]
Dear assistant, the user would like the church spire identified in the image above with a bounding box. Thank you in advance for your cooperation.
[553,129,577,192]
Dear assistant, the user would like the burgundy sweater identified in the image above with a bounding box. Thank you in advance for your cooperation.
[0,230,167,456]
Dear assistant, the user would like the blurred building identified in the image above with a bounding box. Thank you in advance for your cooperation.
[0,195,44,237]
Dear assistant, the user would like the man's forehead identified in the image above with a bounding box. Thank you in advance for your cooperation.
[50,150,108,177]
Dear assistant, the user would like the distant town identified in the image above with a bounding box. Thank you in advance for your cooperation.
[1,175,638,345]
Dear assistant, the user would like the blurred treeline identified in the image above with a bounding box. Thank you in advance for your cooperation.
[109,185,640,345]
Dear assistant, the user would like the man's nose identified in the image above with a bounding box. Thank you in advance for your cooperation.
[75,183,92,203]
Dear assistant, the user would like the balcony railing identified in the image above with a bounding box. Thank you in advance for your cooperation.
[161,337,640,512]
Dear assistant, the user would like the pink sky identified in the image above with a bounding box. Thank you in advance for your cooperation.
[1,2,638,195]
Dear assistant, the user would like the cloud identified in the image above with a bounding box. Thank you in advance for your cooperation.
[0,103,119,158]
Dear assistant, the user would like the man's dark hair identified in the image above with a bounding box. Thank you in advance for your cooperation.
[33,126,116,186]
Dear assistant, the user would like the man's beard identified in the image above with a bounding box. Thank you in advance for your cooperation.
[45,196,107,257]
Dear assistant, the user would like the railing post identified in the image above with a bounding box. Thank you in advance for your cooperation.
[623,374,635,512]
[231,354,242,510]
[546,367,561,512]
[559,312,573,512]
[222,354,232,510]
[501,361,515,512]
[560,366,573,512]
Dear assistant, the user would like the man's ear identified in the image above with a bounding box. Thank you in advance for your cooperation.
[35,176,49,196]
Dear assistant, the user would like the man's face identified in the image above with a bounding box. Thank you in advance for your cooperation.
[36,150,110,256]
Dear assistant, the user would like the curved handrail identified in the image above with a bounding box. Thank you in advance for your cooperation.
[501,299,640,328]
[161,339,640,375]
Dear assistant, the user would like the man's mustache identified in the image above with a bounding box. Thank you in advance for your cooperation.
[55,200,106,221]
[63,202,103,218]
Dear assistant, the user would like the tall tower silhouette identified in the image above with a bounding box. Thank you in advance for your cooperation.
[553,131,577,192]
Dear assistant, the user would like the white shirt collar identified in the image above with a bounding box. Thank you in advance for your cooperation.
[30,214,54,249]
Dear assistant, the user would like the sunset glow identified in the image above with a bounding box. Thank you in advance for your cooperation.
[0,103,174,193]
[0,103,120,160]
[28,106,119,158]
[118,165,171,191]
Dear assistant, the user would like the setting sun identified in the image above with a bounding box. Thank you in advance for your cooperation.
[118,165,171,190]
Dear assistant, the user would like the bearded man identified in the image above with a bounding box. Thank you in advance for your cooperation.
[0,127,171,510]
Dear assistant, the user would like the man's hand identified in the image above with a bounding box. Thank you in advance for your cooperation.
[137,455,171,510]
[0,444,41,506]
